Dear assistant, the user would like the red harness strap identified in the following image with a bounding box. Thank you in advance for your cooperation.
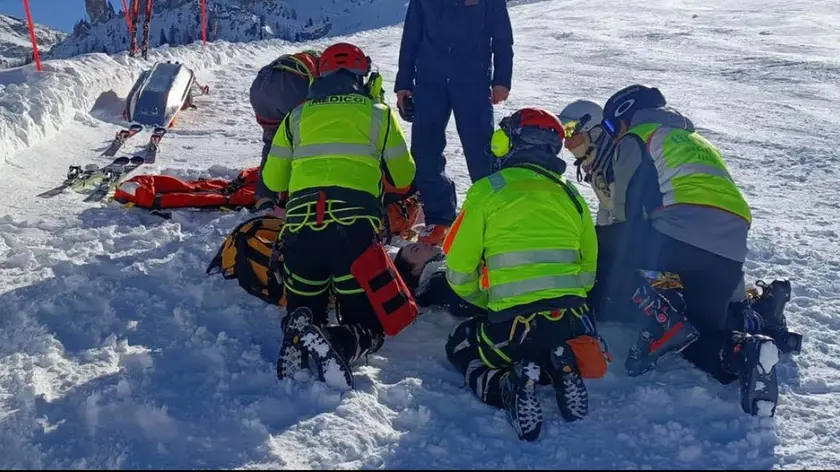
[315,191,327,226]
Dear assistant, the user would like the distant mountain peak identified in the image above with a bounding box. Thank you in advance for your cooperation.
[86,0,115,25]
[0,14,67,69]
[46,0,408,61]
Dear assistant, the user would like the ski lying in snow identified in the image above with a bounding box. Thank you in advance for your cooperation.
[102,124,143,157]
[84,156,146,203]
[37,164,100,198]
[70,156,130,196]
[143,126,166,163]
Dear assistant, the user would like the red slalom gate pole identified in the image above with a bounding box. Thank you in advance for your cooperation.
[21,0,42,71]
[201,0,207,45]
[121,0,134,32]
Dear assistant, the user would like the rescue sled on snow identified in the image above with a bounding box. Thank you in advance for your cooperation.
[123,61,209,128]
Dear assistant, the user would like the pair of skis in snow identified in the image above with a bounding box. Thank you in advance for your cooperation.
[36,156,145,201]
[37,126,166,200]
[128,0,154,60]
[101,124,166,163]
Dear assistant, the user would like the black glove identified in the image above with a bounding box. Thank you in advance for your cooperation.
[398,95,414,122]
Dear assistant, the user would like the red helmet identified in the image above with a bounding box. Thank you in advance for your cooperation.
[318,43,371,78]
[509,108,565,136]
[500,107,565,151]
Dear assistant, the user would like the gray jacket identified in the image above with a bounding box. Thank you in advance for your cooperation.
[248,58,311,200]
[611,107,750,263]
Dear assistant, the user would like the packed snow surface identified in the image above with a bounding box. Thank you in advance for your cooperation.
[1,0,839,468]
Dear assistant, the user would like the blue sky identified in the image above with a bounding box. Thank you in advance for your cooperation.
[0,0,122,32]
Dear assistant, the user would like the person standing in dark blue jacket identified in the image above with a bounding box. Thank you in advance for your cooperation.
[394,0,514,245]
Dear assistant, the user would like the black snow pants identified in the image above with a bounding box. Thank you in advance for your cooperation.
[444,309,588,408]
[281,220,384,363]
[637,229,745,384]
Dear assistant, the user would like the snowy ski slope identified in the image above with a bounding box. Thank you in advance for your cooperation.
[1,0,840,468]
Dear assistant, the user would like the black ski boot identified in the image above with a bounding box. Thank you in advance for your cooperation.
[299,324,355,391]
[749,279,801,354]
[500,361,543,442]
[276,307,313,380]
[341,325,384,364]
[724,332,780,417]
[548,344,589,422]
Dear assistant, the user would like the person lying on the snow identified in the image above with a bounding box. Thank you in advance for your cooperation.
[443,107,609,442]
[392,242,485,318]
[249,49,321,211]
[593,84,781,417]
[262,42,417,391]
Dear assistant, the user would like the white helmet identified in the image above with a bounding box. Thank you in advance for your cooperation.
[558,99,603,132]
[558,100,614,187]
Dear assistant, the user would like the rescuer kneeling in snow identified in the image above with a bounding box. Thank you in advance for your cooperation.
[261,42,418,391]
[592,84,784,417]
[442,108,610,442]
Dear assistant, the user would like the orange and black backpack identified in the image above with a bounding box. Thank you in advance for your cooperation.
[206,215,286,305]
[381,179,421,242]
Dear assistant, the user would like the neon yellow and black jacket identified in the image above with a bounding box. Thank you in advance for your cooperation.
[443,154,597,323]
[262,75,416,230]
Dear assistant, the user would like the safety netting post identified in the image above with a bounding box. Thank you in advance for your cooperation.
[21,0,42,71]
[121,0,134,34]
[201,0,207,45]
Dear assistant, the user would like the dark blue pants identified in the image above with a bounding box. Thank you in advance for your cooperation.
[411,81,494,226]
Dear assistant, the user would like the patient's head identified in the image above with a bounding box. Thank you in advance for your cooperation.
[394,242,441,292]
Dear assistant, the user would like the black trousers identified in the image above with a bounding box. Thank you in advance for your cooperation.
[588,223,637,322]
[281,220,385,360]
[445,311,587,408]
[635,229,743,334]
[596,225,743,383]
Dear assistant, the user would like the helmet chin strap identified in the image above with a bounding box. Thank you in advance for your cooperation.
[573,144,596,183]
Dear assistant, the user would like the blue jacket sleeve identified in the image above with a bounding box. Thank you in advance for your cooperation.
[489,0,514,89]
[625,144,661,223]
[395,0,423,92]
[613,135,658,224]
[616,137,661,269]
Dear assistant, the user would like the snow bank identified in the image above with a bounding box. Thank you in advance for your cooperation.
[2,0,840,468]
[0,38,306,168]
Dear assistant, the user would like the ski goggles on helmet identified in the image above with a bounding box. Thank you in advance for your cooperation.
[601,118,619,138]
[563,114,593,153]
[562,113,593,138]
